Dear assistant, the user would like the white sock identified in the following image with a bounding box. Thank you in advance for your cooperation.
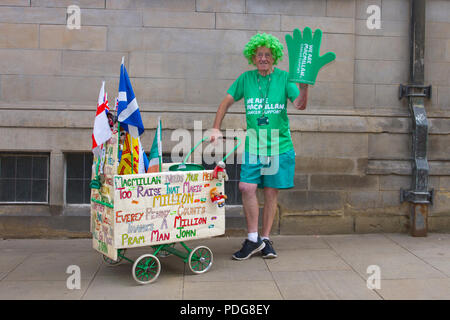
[261,236,269,241]
[247,232,258,243]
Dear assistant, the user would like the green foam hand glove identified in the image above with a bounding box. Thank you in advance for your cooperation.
[285,27,336,85]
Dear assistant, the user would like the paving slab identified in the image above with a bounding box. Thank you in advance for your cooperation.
[4,251,101,281]
[376,278,450,300]
[185,254,272,282]
[82,274,184,300]
[334,251,446,280]
[272,270,381,300]
[323,234,447,280]
[323,234,408,255]
[0,280,89,300]
[262,235,331,250]
[265,248,351,272]
[183,280,283,300]
[0,239,92,252]
[385,233,450,276]
[385,233,450,256]
[0,251,30,274]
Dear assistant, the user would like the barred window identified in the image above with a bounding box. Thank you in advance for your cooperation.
[0,153,49,203]
[163,153,242,205]
[66,153,93,204]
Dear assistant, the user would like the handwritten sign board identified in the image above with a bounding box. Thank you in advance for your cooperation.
[113,170,225,249]
[91,131,119,261]
[91,130,227,260]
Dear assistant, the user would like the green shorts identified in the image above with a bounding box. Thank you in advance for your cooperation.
[240,149,296,189]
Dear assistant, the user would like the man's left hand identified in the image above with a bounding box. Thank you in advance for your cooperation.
[294,84,308,110]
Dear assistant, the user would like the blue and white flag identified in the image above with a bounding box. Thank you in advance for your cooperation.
[117,57,144,138]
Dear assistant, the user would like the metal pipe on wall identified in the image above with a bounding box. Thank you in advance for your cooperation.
[399,0,433,237]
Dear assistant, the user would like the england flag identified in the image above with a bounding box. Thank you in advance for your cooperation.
[92,81,112,158]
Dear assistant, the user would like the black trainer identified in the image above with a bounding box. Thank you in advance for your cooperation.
[261,239,277,259]
[232,237,266,260]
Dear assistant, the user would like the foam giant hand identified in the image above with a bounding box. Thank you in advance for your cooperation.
[285,27,336,85]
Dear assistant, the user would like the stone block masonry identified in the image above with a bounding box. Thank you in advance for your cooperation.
[0,0,449,237]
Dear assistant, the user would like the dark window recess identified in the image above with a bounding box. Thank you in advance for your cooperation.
[66,153,93,204]
[162,153,242,206]
[201,156,242,206]
[0,154,49,203]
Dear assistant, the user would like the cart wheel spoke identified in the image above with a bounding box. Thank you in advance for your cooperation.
[188,246,213,274]
[102,249,127,266]
[132,254,161,285]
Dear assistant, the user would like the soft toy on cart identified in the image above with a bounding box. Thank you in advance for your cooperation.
[210,187,227,208]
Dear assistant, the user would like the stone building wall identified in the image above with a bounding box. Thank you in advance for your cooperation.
[0,0,449,237]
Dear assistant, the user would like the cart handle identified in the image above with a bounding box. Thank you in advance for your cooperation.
[182,136,241,165]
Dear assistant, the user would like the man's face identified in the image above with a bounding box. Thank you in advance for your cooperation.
[253,46,274,73]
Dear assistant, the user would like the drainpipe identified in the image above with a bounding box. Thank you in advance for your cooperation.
[399,0,433,236]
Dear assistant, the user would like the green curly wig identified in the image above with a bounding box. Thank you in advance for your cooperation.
[243,33,284,66]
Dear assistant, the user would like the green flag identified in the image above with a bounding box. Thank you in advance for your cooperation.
[147,117,162,172]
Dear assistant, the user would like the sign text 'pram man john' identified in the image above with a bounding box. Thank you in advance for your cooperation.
[111,170,225,249]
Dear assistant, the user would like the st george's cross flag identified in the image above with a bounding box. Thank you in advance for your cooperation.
[92,81,112,158]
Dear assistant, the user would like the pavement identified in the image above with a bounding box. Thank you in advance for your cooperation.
[0,233,449,300]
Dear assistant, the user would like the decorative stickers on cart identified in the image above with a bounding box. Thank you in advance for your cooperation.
[91,131,119,261]
[113,170,225,249]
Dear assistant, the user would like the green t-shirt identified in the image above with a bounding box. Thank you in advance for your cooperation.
[227,67,300,156]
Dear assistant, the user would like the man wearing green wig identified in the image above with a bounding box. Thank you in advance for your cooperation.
[210,33,309,260]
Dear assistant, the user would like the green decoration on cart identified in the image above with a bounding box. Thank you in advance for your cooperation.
[89,176,102,189]
[285,27,336,85]
[89,157,102,189]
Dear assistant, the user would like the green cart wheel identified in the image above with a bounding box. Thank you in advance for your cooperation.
[132,254,161,285]
[188,246,213,274]
[102,249,126,266]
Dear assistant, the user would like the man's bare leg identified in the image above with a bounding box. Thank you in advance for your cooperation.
[239,181,259,234]
[261,187,279,238]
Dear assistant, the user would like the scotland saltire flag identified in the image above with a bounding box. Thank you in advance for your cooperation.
[117,57,144,138]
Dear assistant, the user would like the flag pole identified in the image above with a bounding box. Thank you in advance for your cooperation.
[158,117,162,172]
[115,95,120,165]
[129,133,134,174]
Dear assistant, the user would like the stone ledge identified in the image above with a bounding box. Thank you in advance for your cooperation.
[354,216,409,233]
[0,216,90,238]
[7,106,450,135]
[278,190,345,214]
[367,160,450,176]
[310,174,379,191]
[280,215,354,235]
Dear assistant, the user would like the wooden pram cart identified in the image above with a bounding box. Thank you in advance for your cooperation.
[90,131,239,284]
